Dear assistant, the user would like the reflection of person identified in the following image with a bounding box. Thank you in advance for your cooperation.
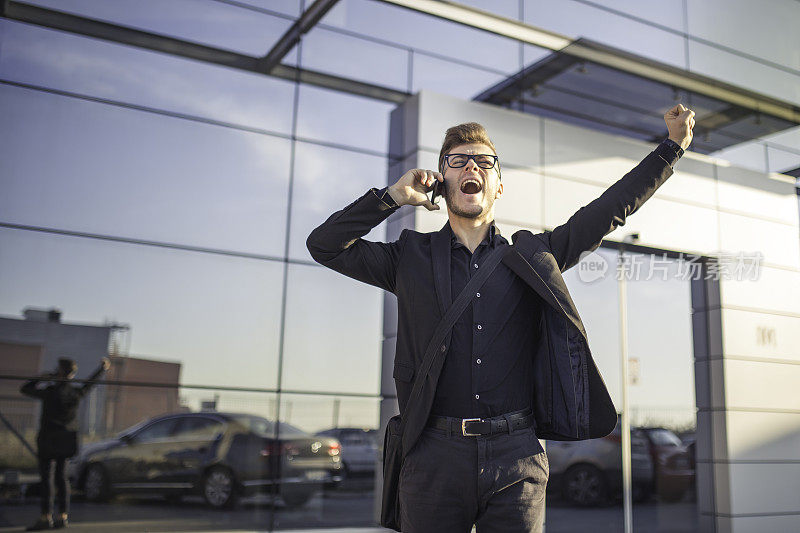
[307,105,694,532]
[20,357,110,531]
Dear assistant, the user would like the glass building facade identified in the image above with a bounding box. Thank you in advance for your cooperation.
[1,1,798,531]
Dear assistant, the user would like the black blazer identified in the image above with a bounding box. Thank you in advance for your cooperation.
[307,142,679,456]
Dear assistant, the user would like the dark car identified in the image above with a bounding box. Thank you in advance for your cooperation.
[639,427,694,502]
[315,427,378,479]
[70,412,343,509]
[546,418,654,506]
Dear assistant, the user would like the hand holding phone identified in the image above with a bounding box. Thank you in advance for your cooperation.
[388,169,443,211]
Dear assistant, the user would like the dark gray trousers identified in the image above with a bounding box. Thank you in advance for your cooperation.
[399,423,549,532]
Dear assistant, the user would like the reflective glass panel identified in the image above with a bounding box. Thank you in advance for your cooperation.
[0,228,283,390]
[282,264,382,396]
[23,0,295,54]
[273,392,379,527]
[296,84,395,154]
[0,83,290,257]
[288,141,388,262]
[0,20,297,135]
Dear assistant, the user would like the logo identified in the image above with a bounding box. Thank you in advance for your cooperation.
[577,251,608,283]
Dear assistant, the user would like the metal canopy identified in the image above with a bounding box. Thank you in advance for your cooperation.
[379,0,800,125]
[474,39,800,154]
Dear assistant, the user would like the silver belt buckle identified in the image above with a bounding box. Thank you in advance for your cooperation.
[461,418,482,437]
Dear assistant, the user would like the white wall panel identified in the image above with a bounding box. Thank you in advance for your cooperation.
[722,359,800,411]
[493,168,544,228]
[716,411,800,461]
[649,155,717,207]
[718,211,800,269]
[720,265,800,315]
[712,142,768,174]
[416,92,542,169]
[605,196,720,256]
[543,119,669,187]
[721,308,800,363]
[542,169,720,256]
[724,462,800,515]
[716,164,799,225]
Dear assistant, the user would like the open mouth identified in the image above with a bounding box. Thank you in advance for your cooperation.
[460,178,482,195]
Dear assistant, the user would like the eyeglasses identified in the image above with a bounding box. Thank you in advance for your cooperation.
[444,153,498,169]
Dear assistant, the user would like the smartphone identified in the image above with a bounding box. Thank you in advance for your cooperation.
[431,179,444,205]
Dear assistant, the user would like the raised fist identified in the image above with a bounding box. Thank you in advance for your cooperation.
[664,103,695,151]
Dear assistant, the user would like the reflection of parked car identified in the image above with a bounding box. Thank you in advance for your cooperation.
[640,427,694,502]
[70,412,343,509]
[546,418,653,506]
[315,427,378,478]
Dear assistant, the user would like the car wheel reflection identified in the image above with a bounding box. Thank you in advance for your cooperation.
[202,466,236,509]
[281,486,315,508]
[563,464,607,506]
[84,464,110,502]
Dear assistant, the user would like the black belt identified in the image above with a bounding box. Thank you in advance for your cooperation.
[426,408,535,437]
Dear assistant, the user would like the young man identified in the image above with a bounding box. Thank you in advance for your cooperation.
[20,357,110,531]
[307,104,694,532]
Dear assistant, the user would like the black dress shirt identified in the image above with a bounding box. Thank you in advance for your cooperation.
[430,222,541,419]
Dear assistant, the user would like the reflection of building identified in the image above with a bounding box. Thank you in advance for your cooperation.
[0,341,42,433]
[0,308,183,437]
[0,308,113,434]
[104,355,184,433]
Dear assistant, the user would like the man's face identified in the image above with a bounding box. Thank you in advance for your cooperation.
[442,142,503,220]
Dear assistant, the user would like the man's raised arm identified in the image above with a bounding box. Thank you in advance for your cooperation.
[306,169,443,293]
[546,104,695,272]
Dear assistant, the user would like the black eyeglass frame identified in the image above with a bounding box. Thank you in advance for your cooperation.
[443,153,499,170]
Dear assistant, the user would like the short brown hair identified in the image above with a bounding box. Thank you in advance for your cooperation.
[438,122,499,177]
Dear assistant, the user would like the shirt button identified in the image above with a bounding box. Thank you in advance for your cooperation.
[476,292,481,298]
[475,394,480,400]
[474,263,479,269]
[477,324,482,330]
[476,358,482,364]
[440,344,447,353]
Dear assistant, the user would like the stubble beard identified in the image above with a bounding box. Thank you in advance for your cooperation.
[444,182,494,220]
